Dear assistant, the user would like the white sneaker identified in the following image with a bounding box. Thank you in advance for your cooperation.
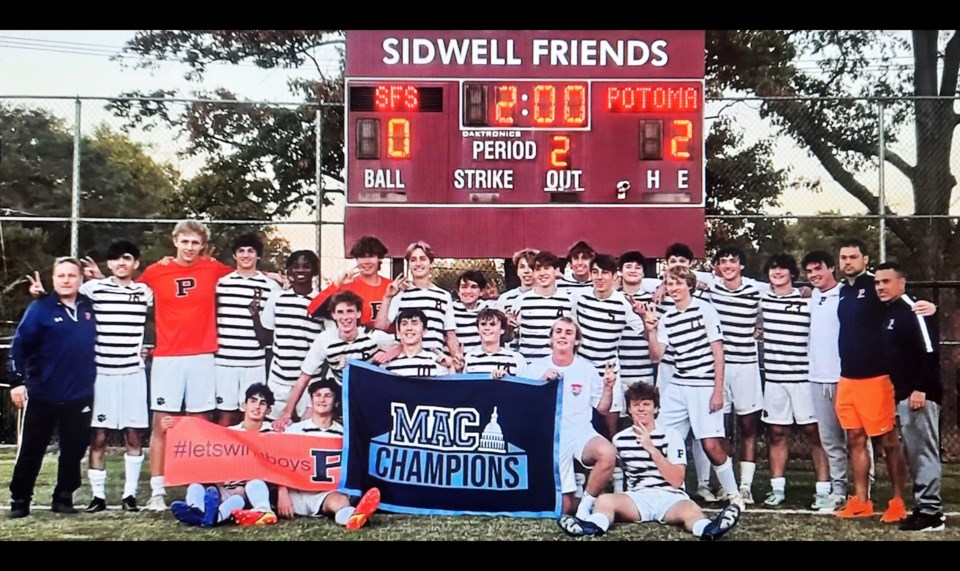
[810,493,831,511]
[763,490,786,506]
[695,486,719,503]
[816,493,846,514]
[144,495,167,512]
[721,491,746,512]
[739,487,755,505]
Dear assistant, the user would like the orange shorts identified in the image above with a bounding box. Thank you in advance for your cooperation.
[835,375,896,437]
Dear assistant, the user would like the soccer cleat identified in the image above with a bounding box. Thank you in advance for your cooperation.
[720,491,746,512]
[739,487,755,505]
[345,487,381,531]
[231,509,278,527]
[898,510,945,532]
[201,486,220,528]
[880,497,908,524]
[170,501,204,526]
[85,497,107,513]
[835,496,875,519]
[557,514,605,537]
[763,490,786,507]
[700,504,741,541]
[144,495,167,512]
[695,486,719,503]
[816,493,846,513]
[8,500,30,519]
[810,493,830,511]
[121,495,140,512]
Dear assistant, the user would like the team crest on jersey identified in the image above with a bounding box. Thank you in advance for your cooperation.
[887,319,895,330]
[570,383,583,396]
[370,404,527,490]
[857,289,866,298]
[84,312,92,320]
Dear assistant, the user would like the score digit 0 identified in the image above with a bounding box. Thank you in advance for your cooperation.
[387,118,411,159]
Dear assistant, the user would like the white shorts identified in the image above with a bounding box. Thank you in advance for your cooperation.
[608,369,624,414]
[762,382,817,426]
[289,490,334,517]
[559,423,602,494]
[91,370,149,430]
[723,362,763,415]
[266,379,311,421]
[625,487,691,523]
[619,377,655,417]
[658,384,726,441]
[215,364,267,411]
[150,354,217,413]
[657,361,676,395]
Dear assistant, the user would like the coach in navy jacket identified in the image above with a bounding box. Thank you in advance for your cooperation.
[7,257,97,518]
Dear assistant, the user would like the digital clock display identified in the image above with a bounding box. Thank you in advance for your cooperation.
[462,81,590,130]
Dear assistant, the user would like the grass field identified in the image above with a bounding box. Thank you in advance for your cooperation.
[1,447,959,541]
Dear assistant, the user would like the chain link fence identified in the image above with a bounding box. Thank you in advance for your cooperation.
[1,94,959,459]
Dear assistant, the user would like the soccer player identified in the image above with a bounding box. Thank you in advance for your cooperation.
[514,251,574,362]
[137,220,233,511]
[572,253,645,438]
[644,267,745,510]
[616,250,656,389]
[757,254,829,507]
[213,234,282,427]
[276,378,381,530]
[875,262,945,531]
[703,246,766,504]
[558,382,741,540]
[81,241,154,513]
[7,258,97,518]
[306,235,392,328]
[375,241,460,364]
[271,291,397,430]
[496,248,539,315]
[259,250,325,421]
[558,240,596,296]
[452,270,490,356]
[463,308,527,379]
[525,317,617,520]
[833,239,909,522]
[383,308,453,377]
[170,383,278,527]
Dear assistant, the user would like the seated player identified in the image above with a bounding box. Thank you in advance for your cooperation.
[169,384,278,527]
[558,382,741,540]
[463,308,527,379]
[382,308,453,377]
[276,378,381,530]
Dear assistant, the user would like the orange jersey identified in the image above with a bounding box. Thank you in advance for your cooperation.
[139,257,233,356]
[308,276,392,328]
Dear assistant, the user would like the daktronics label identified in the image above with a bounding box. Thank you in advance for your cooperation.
[344,30,706,258]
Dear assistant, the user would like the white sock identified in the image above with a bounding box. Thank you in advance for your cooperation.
[692,441,712,487]
[88,469,107,499]
[714,458,739,496]
[692,518,710,537]
[576,491,597,519]
[123,454,144,499]
[244,480,272,511]
[770,477,786,494]
[586,512,611,532]
[186,483,205,508]
[335,506,355,526]
[815,481,831,496]
[740,461,756,489]
[219,495,245,522]
[150,475,165,497]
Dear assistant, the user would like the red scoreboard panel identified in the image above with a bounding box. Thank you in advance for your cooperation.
[345,30,705,258]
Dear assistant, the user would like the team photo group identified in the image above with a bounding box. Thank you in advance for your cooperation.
[6,218,946,539]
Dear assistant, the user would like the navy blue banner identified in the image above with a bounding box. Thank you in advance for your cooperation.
[340,361,562,518]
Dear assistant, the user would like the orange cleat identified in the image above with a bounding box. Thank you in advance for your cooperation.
[880,498,908,523]
[345,487,381,531]
[231,508,278,526]
[835,496,876,519]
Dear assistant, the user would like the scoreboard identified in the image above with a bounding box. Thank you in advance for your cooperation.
[344,30,705,258]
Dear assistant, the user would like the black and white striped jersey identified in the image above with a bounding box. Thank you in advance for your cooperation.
[706,280,765,364]
[286,419,343,436]
[656,298,724,387]
[215,272,282,367]
[760,289,810,383]
[573,290,644,373]
[452,299,488,354]
[386,284,456,354]
[613,424,687,493]
[463,347,527,377]
[300,326,398,383]
[263,289,324,385]
[618,288,656,383]
[383,350,450,377]
[515,289,573,361]
[80,278,153,375]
